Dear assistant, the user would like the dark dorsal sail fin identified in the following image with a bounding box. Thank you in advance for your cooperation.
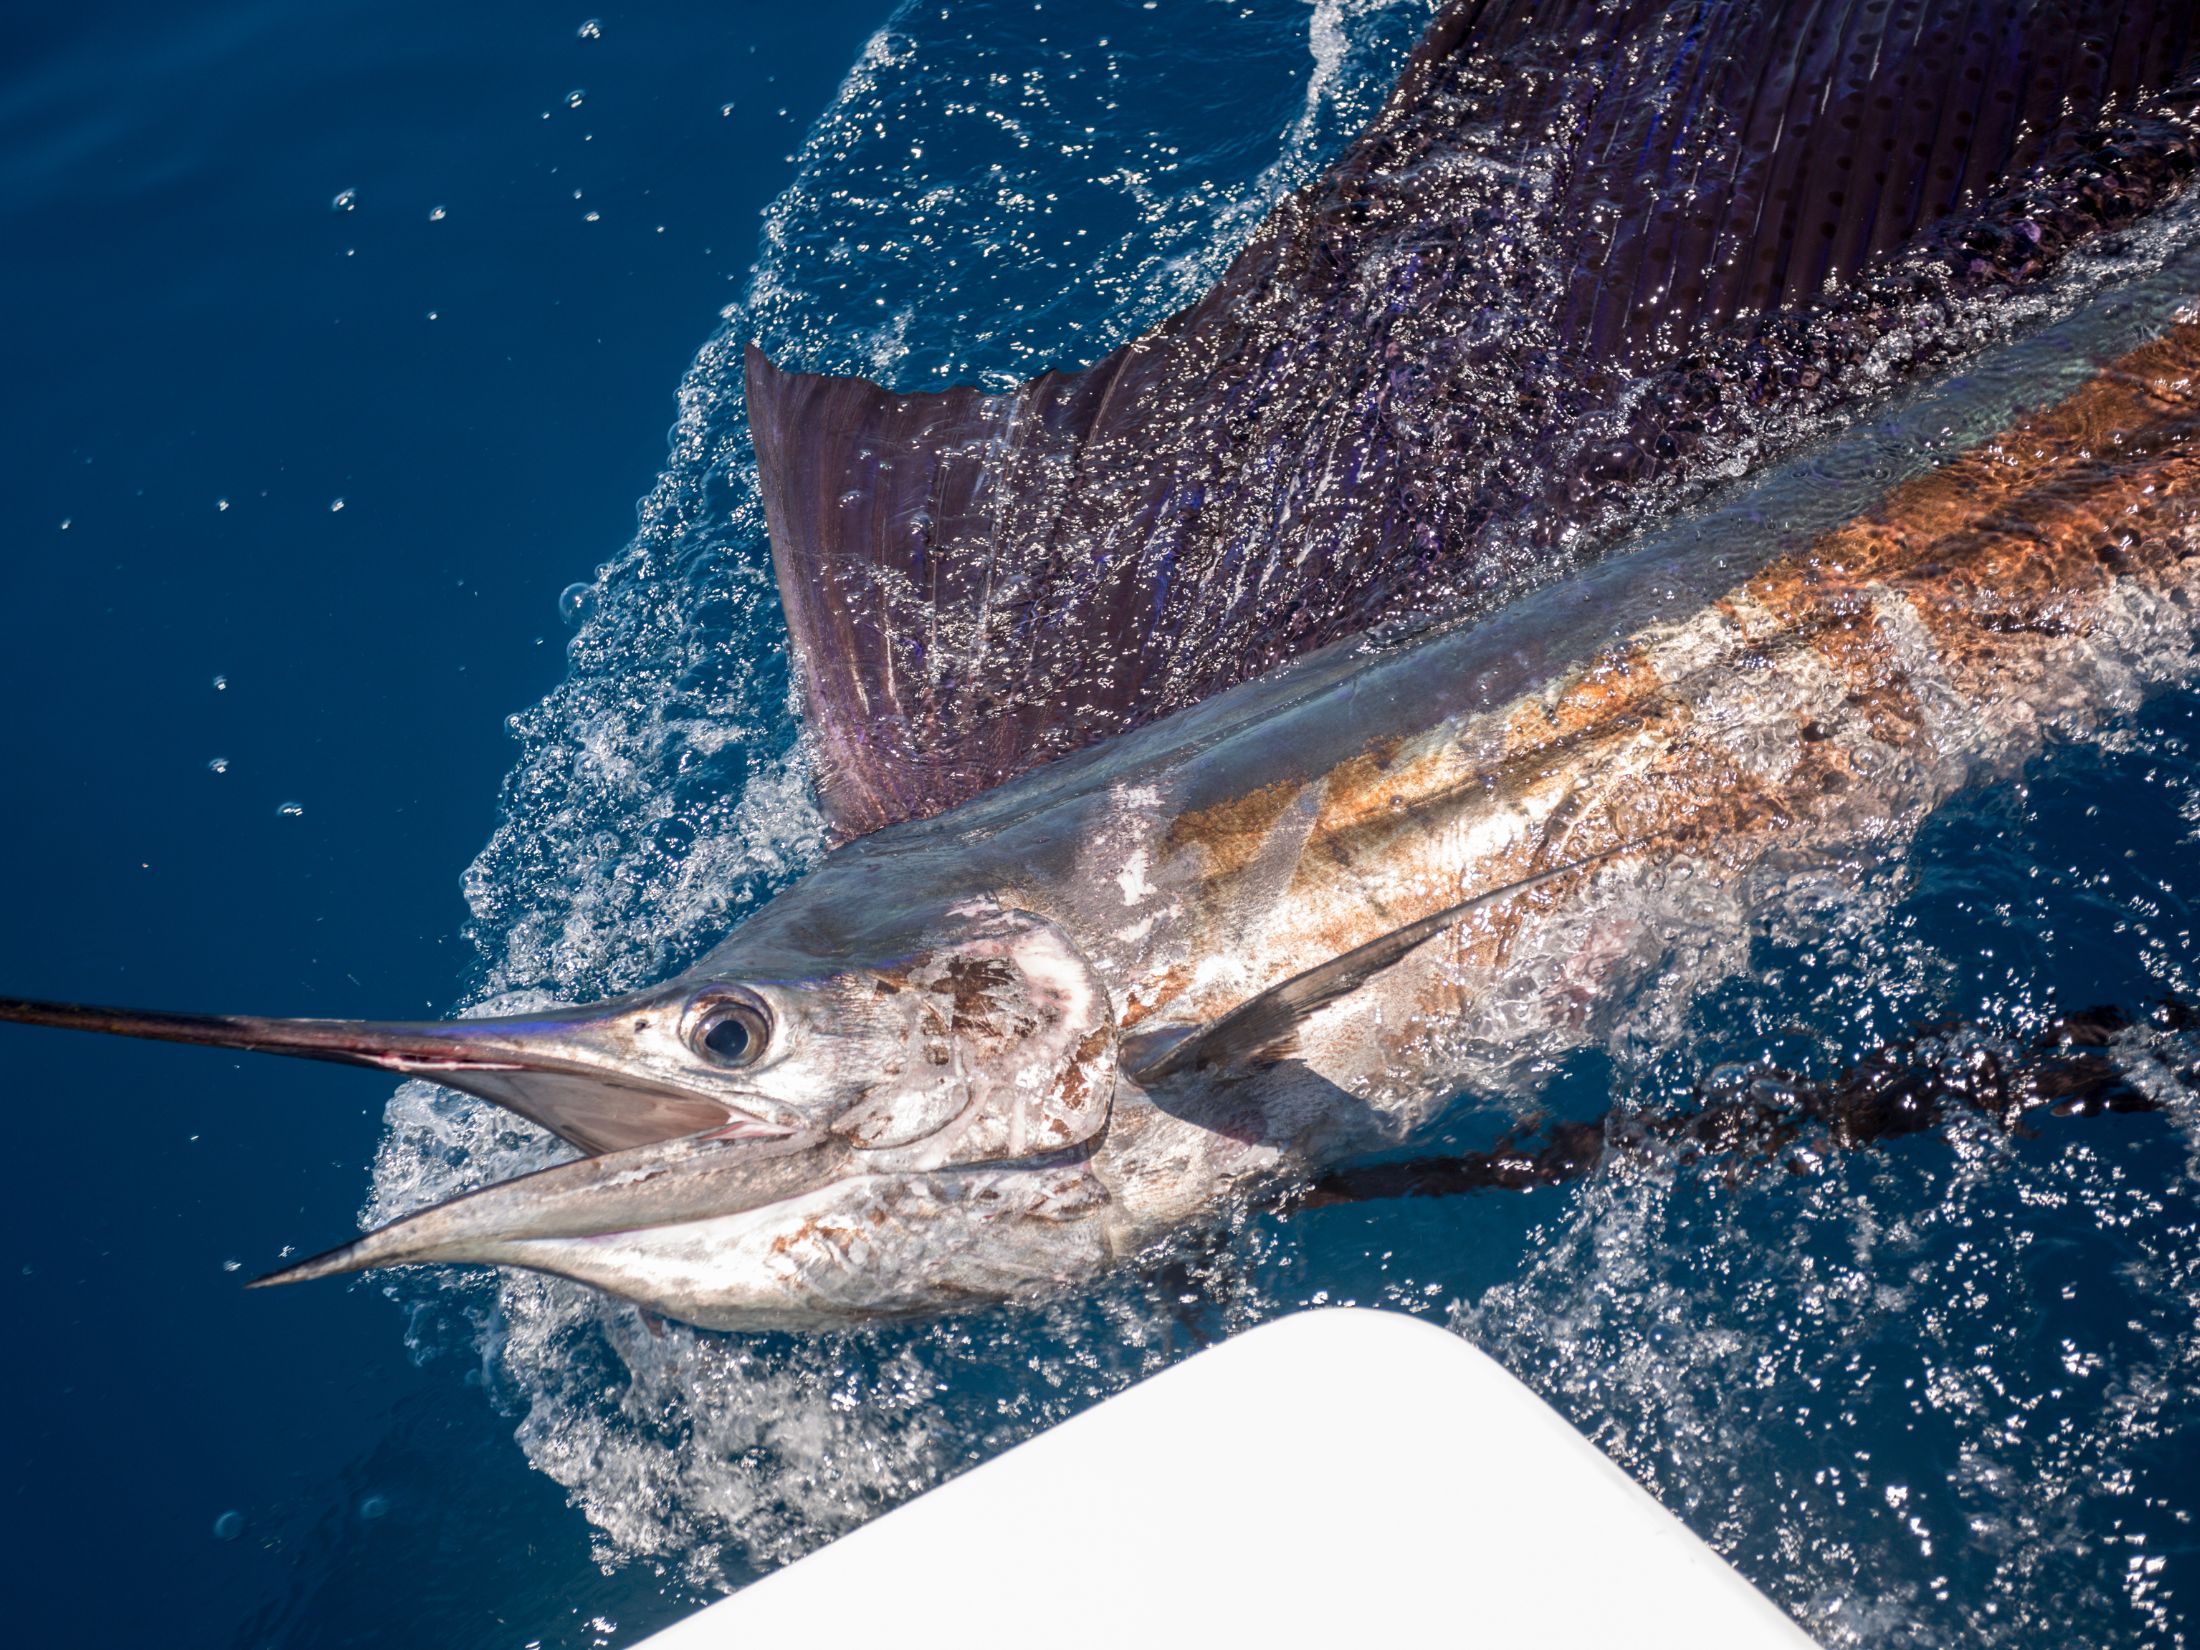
[750,0,2200,840]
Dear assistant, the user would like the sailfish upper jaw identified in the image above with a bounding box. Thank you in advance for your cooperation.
[0,992,773,1156]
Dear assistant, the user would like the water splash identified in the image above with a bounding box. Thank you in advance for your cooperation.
[369,0,1429,1584]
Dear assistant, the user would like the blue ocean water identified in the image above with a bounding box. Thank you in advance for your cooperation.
[7,3,2200,1647]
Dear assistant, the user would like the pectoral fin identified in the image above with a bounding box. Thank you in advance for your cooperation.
[1132,843,1638,1083]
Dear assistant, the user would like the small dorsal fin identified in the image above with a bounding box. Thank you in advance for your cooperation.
[1132,844,1639,1083]
[749,0,2200,840]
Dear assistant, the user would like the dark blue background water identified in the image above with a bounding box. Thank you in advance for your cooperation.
[0,5,885,1642]
[10,4,2200,1647]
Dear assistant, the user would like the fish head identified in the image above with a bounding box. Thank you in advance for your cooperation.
[1,897,1124,1328]
[638,894,1122,1169]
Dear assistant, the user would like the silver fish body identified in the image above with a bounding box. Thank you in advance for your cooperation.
[400,288,2200,1331]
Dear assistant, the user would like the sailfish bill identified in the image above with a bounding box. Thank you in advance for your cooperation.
[0,994,741,1154]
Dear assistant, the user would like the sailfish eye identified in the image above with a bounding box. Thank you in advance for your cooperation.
[686,993,771,1068]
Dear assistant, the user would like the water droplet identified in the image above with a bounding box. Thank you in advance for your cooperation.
[428,205,447,222]
[211,674,228,691]
[207,757,229,775]
[558,582,595,624]
[566,88,586,109]
[331,187,356,212]
[358,1493,390,1520]
[330,497,345,512]
[276,801,304,819]
[213,1511,243,1541]
[577,17,602,39]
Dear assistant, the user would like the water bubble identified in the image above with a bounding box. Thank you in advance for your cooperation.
[57,518,69,530]
[358,1493,390,1520]
[577,18,602,39]
[330,187,356,212]
[557,582,595,624]
[428,205,447,222]
[584,210,601,223]
[207,757,229,775]
[566,89,586,109]
[212,1511,243,1541]
[211,674,228,692]
[329,497,346,513]
[721,102,735,117]
[275,801,304,819]
[221,1258,241,1273]
[217,498,230,511]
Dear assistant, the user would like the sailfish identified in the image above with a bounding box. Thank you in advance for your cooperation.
[6,0,2200,1329]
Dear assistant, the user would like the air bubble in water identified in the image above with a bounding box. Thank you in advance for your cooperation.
[358,1493,390,1520]
[566,89,586,109]
[577,18,602,39]
[558,582,595,624]
[429,205,447,222]
[331,188,356,212]
[211,675,228,692]
[276,801,304,819]
[330,497,345,512]
[207,757,229,775]
[212,1511,243,1541]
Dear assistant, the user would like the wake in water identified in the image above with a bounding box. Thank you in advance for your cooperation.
[364,2,2200,1640]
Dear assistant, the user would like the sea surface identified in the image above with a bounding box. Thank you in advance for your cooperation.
[6,3,2200,1646]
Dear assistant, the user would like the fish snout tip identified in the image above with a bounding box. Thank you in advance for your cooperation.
[244,1240,378,1291]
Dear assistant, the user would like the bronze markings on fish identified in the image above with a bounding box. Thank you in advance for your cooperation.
[5,0,2200,1329]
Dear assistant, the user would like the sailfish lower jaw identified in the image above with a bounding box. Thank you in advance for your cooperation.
[251,1137,1125,1333]
[247,1129,855,1292]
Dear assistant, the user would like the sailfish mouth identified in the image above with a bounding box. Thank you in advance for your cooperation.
[0,992,837,1290]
